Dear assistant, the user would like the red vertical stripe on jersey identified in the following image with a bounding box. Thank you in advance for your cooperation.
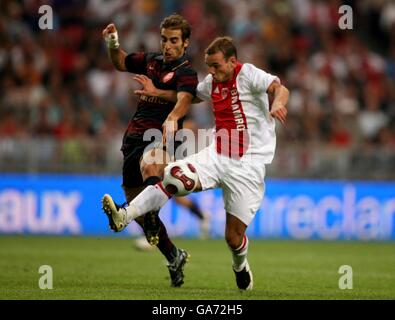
[211,63,249,158]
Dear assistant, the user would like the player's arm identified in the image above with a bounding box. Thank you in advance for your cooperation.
[132,75,194,141]
[162,91,194,143]
[103,23,127,71]
[134,75,178,102]
[267,81,289,125]
[133,75,202,103]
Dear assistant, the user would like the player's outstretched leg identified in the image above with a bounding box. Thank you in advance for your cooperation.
[101,184,169,233]
[101,194,128,232]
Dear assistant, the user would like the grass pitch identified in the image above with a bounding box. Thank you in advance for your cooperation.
[0,236,394,300]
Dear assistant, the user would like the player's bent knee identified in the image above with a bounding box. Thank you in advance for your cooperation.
[141,148,169,167]
[225,232,243,250]
[225,225,244,250]
[140,150,169,179]
[225,213,247,249]
[141,162,164,180]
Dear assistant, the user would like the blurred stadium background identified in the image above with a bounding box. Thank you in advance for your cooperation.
[1,0,395,178]
[1,0,395,299]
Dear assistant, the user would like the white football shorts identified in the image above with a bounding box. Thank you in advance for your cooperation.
[177,144,266,226]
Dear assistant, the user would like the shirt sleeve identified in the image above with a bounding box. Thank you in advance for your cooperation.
[196,74,212,101]
[246,63,280,94]
[124,52,147,74]
[175,67,199,96]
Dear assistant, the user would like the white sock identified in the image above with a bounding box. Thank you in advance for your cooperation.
[125,183,171,222]
[230,235,249,272]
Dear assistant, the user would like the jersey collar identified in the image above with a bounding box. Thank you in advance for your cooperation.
[221,62,243,85]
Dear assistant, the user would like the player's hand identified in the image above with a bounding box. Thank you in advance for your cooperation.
[270,102,287,125]
[103,23,120,49]
[162,117,178,146]
[102,23,117,38]
[133,75,158,96]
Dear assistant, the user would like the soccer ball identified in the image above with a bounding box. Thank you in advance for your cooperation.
[162,162,199,196]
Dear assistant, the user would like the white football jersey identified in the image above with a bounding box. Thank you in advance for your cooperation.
[197,62,280,164]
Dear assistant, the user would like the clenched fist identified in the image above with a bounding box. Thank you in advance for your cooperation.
[103,23,120,49]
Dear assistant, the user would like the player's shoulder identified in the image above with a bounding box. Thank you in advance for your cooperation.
[175,68,198,87]
[175,59,198,77]
[239,63,273,81]
[240,63,263,75]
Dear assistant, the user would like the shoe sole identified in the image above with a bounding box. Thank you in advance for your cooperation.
[147,235,159,246]
[101,194,122,232]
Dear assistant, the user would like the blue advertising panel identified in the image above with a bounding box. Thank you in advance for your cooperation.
[0,174,394,240]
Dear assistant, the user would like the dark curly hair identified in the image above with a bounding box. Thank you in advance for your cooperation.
[160,14,191,41]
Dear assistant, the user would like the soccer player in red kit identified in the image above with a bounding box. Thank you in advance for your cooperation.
[102,14,198,287]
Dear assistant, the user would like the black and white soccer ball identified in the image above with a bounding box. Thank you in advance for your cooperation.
[162,162,199,196]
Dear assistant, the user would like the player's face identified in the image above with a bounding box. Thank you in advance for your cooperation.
[160,28,189,63]
[205,52,237,83]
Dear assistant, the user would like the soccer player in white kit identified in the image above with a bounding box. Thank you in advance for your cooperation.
[102,37,289,290]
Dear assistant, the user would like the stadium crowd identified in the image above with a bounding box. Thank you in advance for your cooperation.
[0,0,394,179]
